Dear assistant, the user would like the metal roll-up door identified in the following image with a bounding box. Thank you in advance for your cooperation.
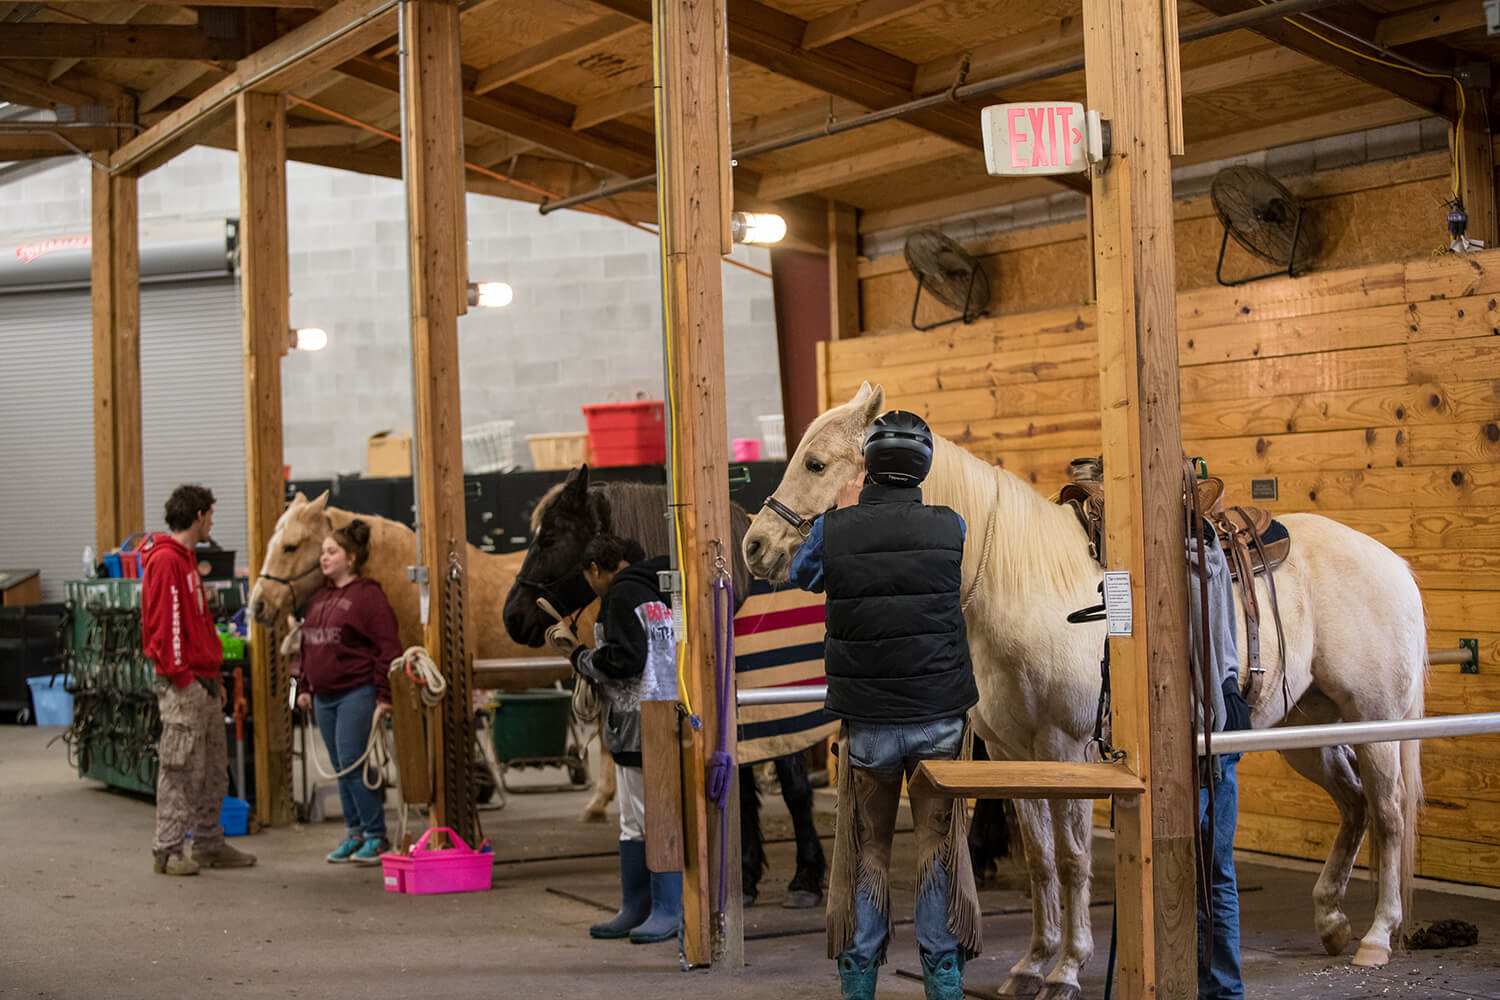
[0,278,245,600]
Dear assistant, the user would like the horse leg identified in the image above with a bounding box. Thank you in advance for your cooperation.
[1279,743,1366,956]
[1347,739,1407,967]
[581,723,615,823]
[998,796,1062,998]
[773,751,826,908]
[740,762,766,906]
[967,741,1017,887]
[1033,796,1093,1000]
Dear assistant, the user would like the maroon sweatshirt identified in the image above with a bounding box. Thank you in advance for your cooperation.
[298,576,399,704]
[141,534,222,688]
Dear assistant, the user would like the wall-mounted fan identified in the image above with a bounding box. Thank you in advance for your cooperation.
[904,229,990,330]
[1211,165,1308,287]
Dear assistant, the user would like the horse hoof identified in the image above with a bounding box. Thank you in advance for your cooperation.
[1037,984,1082,1000]
[1319,917,1352,955]
[781,889,822,909]
[1351,943,1391,967]
[998,973,1046,998]
[579,807,607,823]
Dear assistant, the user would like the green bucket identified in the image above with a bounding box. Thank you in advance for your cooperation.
[490,688,572,762]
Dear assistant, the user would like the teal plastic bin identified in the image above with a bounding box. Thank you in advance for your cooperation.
[490,689,572,762]
[27,675,72,726]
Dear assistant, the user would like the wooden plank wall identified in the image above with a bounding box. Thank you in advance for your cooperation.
[822,247,1500,888]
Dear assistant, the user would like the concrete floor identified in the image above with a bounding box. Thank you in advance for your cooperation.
[1,725,1496,1000]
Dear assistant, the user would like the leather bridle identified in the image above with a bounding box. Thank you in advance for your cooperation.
[761,496,830,539]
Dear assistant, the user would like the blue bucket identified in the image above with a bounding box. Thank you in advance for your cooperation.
[27,676,73,726]
[220,796,249,837]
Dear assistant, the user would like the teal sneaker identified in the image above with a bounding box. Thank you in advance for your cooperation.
[352,837,390,866]
[327,837,363,863]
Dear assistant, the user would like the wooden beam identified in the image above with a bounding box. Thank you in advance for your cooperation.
[0,24,249,61]
[1378,0,1486,45]
[1191,0,1452,119]
[470,131,537,166]
[237,90,292,829]
[0,127,118,155]
[731,95,865,148]
[138,62,217,113]
[284,122,363,147]
[755,133,964,200]
[474,14,640,95]
[1454,85,1497,247]
[110,0,399,176]
[90,112,141,557]
[1084,0,1191,997]
[800,0,941,49]
[402,0,475,843]
[653,0,741,966]
[46,2,145,83]
[914,15,1082,95]
[47,0,332,6]
[827,199,859,339]
[0,63,96,110]
[570,82,652,130]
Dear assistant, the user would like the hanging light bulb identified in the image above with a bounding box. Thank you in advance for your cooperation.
[467,281,514,308]
[731,212,787,245]
[290,327,328,351]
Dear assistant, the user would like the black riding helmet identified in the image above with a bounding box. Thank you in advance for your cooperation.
[863,410,933,486]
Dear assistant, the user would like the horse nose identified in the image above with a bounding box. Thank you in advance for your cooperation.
[745,537,763,563]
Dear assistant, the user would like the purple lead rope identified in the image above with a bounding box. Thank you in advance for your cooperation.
[706,573,736,916]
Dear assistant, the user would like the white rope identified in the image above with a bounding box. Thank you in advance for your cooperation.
[397,646,447,708]
[304,704,392,791]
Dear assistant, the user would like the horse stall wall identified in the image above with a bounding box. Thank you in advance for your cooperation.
[822,245,1500,890]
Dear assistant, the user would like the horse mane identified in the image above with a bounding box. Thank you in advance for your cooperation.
[926,435,1101,603]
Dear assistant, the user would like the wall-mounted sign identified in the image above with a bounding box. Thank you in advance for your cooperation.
[981,102,1104,177]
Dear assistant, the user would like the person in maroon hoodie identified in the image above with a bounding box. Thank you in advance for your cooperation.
[294,519,400,865]
[142,484,256,875]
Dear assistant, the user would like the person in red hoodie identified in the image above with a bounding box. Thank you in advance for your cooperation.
[294,519,400,866]
[142,484,256,875]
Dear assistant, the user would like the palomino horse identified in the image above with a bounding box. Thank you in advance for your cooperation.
[741,383,1425,999]
[501,467,830,908]
[247,491,614,819]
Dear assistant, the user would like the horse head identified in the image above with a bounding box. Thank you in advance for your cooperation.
[248,490,332,627]
[742,381,886,583]
[503,465,609,647]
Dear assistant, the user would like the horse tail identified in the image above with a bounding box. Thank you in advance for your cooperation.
[1398,630,1426,948]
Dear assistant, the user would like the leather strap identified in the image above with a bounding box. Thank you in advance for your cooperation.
[763,496,821,539]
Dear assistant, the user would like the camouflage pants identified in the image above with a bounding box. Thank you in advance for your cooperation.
[153,679,227,855]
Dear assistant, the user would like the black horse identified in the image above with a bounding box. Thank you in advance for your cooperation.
[501,466,826,908]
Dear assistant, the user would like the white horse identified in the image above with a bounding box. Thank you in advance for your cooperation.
[742,383,1425,999]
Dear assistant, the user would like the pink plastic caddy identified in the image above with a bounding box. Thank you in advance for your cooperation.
[380,827,493,894]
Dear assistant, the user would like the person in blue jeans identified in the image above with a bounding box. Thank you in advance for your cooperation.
[788,410,982,1000]
[1188,521,1251,1000]
[293,520,400,866]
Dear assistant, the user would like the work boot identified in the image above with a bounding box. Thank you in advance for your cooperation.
[153,851,200,876]
[837,956,879,1000]
[628,870,683,944]
[919,949,964,1000]
[194,842,258,868]
[590,839,651,939]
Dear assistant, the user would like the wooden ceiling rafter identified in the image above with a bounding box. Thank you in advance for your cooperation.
[472,13,641,96]
[45,0,144,82]
[0,23,253,61]
[800,0,942,50]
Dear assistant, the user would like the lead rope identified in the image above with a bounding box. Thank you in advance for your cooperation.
[1187,461,1216,966]
[706,554,736,928]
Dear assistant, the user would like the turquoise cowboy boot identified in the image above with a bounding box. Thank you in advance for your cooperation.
[920,949,964,1000]
[837,956,879,1000]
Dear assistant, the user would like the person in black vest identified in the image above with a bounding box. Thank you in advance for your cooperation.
[789,410,981,1000]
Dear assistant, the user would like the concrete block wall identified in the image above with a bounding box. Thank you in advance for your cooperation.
[0,146,784,480]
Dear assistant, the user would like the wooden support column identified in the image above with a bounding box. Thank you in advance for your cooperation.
[402,0,475,843]
[828,200,860,340]
[91,134,142,557]
[1454,84,1497,248]
[652,0,741,968]
[238,90,294,827]
[1083,0,1194,997]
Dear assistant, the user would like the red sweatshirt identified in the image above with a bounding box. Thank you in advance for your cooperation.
[298,576,399,704]
[141,534,223,688]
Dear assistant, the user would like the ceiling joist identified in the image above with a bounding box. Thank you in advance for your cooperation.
[800,0,942,50]
[0,24,250,62]
[473,14,641,96]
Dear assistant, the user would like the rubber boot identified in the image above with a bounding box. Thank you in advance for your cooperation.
[919,949,964,1000]
[590,839,651,939]
[628,870,683,943]
[837,956,879,1000]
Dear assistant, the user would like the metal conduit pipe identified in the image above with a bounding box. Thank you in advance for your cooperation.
[1428,646,1477,666]
[538,0,1342,215]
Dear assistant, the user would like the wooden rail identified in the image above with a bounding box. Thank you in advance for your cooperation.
[909,760,1144,800]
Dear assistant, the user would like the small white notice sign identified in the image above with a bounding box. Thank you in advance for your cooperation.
[1103,571,1133,636]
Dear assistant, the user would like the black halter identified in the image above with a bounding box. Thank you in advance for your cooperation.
[517,566,597,621]
[257,561,323,595]
[762,496,828,539]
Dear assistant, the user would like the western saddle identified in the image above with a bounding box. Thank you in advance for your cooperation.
[1058,459,1289,712]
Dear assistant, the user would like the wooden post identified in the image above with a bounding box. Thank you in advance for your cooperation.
[827,200,860,340]
[1454,83,1497,248]
[652,0,741,968]
[1083,0,1195,997]
[238,90,294,827]
[401,0,475,843]
[91,128,142,557]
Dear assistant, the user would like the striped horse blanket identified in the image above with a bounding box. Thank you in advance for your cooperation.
[734,579,835,765]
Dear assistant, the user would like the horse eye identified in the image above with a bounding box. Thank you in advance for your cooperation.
[283,544,297,554]
[804,457,826,474]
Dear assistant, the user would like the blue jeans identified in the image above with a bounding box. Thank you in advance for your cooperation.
[1198,754,1242,1000]
[314,685,386,841]
[843,716,966,968]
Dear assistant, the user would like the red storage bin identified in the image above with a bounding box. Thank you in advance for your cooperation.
[582,400,666,467]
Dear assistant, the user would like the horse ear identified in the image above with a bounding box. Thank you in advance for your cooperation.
[307,490,330,513]
[561,465,591,507]
[860,384,886,425]
[291,491,307,505]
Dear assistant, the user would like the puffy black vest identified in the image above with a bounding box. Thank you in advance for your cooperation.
[821,484,978,725]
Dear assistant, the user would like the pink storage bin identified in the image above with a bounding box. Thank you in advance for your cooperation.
[380,827,493,895]
[732,439,760,461]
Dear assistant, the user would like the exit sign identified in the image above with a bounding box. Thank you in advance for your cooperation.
[981,102,1099,177]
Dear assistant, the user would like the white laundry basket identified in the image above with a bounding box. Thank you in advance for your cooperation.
[461,420,517,474]
[757,414,786,461]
